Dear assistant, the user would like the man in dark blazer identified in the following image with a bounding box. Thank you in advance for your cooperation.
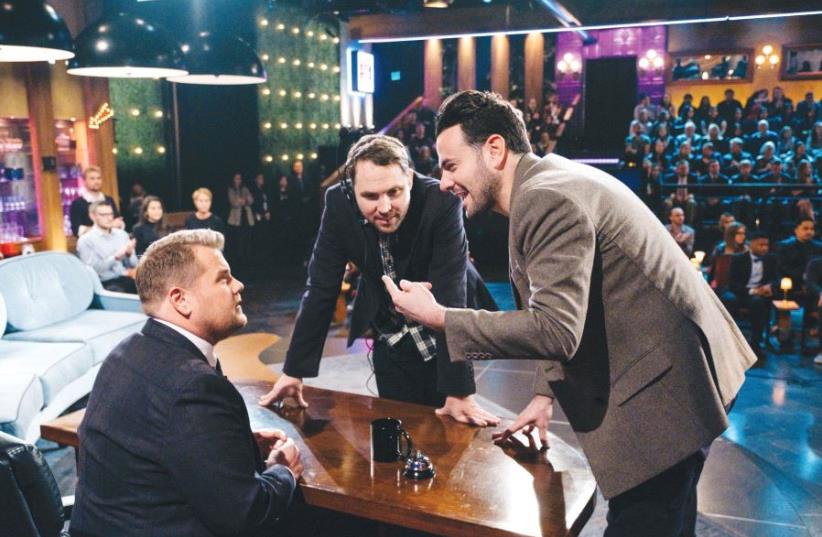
[723,231,779,357]
[777,217,822,297]
[71,230,302,537]
[259,134,499,427]
[387,91,756,537]
[804,256,822,365]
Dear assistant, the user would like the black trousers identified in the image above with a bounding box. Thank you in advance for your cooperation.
[721,291,769,346]
[372,336,445,408]
[605,448,708,537]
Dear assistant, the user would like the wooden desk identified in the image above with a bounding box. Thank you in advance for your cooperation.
[42,381,596,537]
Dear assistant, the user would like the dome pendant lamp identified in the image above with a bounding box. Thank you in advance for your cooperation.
[67,12,187,78]
[168,32,267,85]
[0,1,74,62]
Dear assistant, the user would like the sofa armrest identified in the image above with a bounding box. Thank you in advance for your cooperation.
[90,290,143,313]
[83,265,142,313]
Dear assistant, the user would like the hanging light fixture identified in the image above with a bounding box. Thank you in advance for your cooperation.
[67,12,187,78]
[168,32,266,85]
[0,1,74,62]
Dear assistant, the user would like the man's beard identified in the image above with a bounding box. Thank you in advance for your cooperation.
[466,162,501,218]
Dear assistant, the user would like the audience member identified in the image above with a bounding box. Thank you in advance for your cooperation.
[777,217,822,298]
[718,89,743,124]
[76,200,137,293]
[663,160,699,224]
[124,180,146,230]
[226,173,255,268]
[724,231,778,358]
[70,166,122,237]
[803,255,822,365]
[185,188,226,234]
[666,206,696,256]
[132,195,169,256]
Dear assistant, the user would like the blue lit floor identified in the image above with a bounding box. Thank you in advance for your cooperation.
[44,277,822,536]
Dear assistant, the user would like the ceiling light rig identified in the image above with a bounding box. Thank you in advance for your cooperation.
[0,0,74,62]
[68,12,187,78]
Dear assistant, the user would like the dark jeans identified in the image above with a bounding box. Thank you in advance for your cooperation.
[372,336,445,408]
[605,448,708,537]
[101,276,137,294]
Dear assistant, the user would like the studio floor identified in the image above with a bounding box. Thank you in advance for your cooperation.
[44,270,822,536]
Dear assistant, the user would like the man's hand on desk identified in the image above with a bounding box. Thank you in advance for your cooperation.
[436,395,501,427]
[382,276,446,331]
[265,436,304,481]
[254,428,288,454]
[258,374,309,408]
[492,395,553,450]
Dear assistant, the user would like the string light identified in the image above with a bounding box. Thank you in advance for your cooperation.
[153,110,163,119]
[261,53,270,61]
[322,123,329,129]
[333,95,340,101]
[319,34,327,41]
[307,62,315,68]
[293,91,302,98]
[278,89,287,96]
[281,154,289,161]
[334,123,341,129]
[292,58,301,66]
[259,18,268,27]
[279,122,288,129]
[264,154,274,163]
[307,92,316,99]
[295,122,303,129]
[277,56,286,64]
[263,121,272,129]
[133,147,144,155]
[320,63,328,71]
[309,122,317,129]
[292,27,300,34]
[333,66,340,73]
[112,147,118,154]
[156,145,166,154]
[261,88,271,95]
[332,37,340,44]
[130,108,141,117]
[320,93,329,101]
[306,30,314,37]
[310,152,318,159]
[276,23,285,31]
[297,153,304,160]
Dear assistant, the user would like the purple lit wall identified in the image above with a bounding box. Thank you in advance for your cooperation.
[555,26,667,107]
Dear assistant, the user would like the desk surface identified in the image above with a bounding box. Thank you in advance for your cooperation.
[42,381,596,537]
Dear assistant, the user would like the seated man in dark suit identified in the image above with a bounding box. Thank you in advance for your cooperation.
[71,229,302,537]
[803,256,822,365]
[723,231,778,358]
[777,217,822,295]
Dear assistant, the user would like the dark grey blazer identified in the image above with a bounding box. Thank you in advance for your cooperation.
[444,153,756,498]
[71,319,296,537]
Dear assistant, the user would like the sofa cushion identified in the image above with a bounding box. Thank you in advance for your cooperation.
[4,310,145,364]
[0,293,6,337]
[0,341,93,405]
[0,253,94,332]
[0,373,44,439]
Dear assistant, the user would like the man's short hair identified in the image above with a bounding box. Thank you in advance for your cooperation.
[730,137,743,146]
[669,206,684,216]
[795,217,815,228]
[192,187,212,201]
[88,200,112,214]
[84,165,101,177]
[135,229,225,311]
[436,90,531,154]
[343,134,411,184]
[749,231,769,241]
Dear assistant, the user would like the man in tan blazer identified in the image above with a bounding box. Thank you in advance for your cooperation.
[384,90,756,537]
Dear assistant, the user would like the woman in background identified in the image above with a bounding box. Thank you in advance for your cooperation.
[132,195,169,255]
[184,187,225,234]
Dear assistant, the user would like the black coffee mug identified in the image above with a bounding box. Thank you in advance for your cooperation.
[371,417,413,462]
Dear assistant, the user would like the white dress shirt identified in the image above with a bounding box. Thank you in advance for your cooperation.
[747,252,765,289]
[154,318,218,368]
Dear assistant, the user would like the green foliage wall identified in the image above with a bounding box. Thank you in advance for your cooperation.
[255,3,340,176]
[109,79,169,201]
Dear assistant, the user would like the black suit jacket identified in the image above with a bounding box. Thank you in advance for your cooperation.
[777,237,822,287]
[283,174,475,396]
[69,195,119,237]
[71,319,296,537]
[728,252,779,298]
